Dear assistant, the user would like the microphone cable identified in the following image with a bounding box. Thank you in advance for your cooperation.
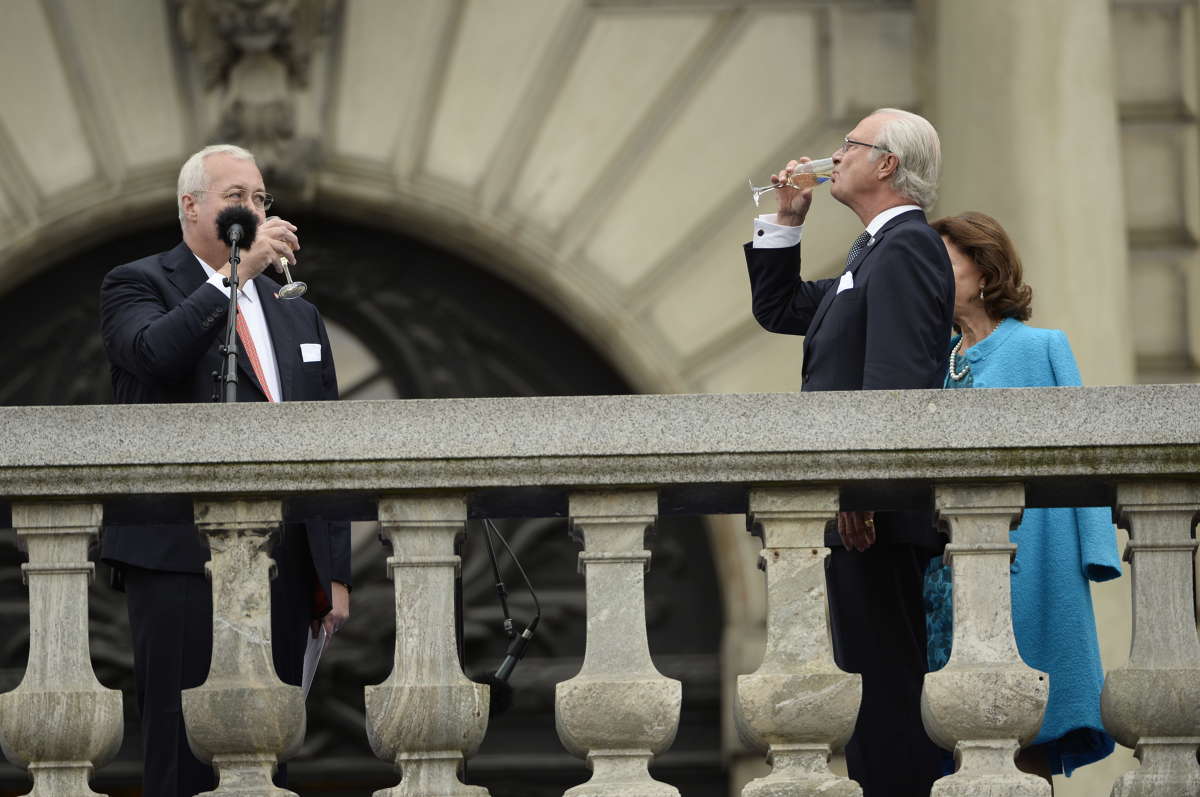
[478,517,541,715]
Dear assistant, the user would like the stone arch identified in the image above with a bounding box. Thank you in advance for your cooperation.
[0,214,733,795]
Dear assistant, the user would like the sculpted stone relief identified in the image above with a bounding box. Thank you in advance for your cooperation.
[177,0,338,194]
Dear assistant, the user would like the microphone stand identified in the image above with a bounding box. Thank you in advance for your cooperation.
[214,235,244,404]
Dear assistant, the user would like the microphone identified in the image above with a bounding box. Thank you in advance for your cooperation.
[215,205,258,249]
[476,673,513,718]
[476,623,536,718]
[474,518,541,718]
[495,624,536,682]
[211,205,259,402]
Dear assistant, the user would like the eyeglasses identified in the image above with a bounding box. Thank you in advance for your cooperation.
[835,136,892,156]
[193,188,274,212]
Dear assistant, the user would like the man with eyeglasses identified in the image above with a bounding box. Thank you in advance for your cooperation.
[743,109,954,796]
[98,144,351,796]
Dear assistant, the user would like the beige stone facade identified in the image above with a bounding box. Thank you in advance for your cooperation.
[3,0,1195,391]
[0,1,1196,794]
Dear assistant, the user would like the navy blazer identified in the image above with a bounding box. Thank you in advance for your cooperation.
[744,209,954,547]
[746,209,953,391]
[98,241,352,606]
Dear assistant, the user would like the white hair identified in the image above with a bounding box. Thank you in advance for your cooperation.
[868,108,941,210]
[177,144,257,224]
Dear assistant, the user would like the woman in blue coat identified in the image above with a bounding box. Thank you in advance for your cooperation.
[925,211,1122,783]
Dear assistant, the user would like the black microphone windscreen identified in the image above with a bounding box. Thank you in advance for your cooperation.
[474,672,514,718]
[215,205,258,248]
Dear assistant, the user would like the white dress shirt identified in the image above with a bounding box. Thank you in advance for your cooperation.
[751,204,923,250]
[196,255,282,402]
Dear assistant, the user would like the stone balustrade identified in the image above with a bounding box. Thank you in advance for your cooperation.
[0,502,122,797]
[735,487,860,797]
[923,485,1049,796]
[0,386,1197,796]
[183,499,304,795]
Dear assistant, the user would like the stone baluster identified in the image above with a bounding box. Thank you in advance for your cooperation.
[556,491,681,796]
[0,502,123,797]
[922,484,1049,796]
[1101,482,1200,796]
[735,488,862,796]
[366,494,489,797]
[182,499,304,796]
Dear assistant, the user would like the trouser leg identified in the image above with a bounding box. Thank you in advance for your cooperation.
[125,567,217,797]
[269,523,319,788]
[125,524,317,795]
[826,543,943,797]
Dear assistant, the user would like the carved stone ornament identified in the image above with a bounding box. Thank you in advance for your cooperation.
[176,0,337,190]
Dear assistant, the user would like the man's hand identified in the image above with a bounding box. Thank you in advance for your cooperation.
[837,511,876,552]
[219,216,299,282]
[774,158,816,227]
[312,580,350,640]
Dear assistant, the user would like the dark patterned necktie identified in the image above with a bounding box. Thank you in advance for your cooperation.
[846,230,870,269]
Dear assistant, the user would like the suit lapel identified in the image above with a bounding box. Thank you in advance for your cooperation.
[162,241,208,300]
[255,275,298,401]
[803,209,927,349]
[161,243,264,396]
[805,244,866,343]
[804,278,844,349]
[849,209,925,279]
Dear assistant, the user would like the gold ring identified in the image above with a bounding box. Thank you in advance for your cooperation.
[865,519,875,528]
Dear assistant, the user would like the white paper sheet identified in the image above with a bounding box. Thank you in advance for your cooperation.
[302,626,329,698]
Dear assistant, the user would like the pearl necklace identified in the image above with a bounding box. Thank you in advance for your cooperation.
[948,319,1002,382]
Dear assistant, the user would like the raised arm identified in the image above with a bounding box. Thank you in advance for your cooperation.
[745,243,838,335]
[99,260,227,386]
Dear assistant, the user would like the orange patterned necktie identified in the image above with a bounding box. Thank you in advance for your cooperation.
[235,310,276,402]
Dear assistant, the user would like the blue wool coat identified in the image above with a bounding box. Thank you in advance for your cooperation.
[931,318,1122,775]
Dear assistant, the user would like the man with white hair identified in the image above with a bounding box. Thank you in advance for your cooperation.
[743,109,953,795]
[99,144,351,796]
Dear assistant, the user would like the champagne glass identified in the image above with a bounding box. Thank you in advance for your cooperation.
[276,257,307,299]
[749,157,835,207]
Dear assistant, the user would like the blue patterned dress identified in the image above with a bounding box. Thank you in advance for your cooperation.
[924,319,1121,776]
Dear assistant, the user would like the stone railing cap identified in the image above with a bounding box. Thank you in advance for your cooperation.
[1,385,1197,497]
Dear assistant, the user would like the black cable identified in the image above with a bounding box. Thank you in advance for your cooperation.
[481,519,515,639]
[484,518,541,630]
[474,518,543,719]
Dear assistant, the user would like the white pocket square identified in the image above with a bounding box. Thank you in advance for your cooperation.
[300,343,322,362]
[836,271,855,294]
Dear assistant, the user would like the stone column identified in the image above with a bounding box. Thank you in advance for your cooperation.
[920,0,1132,385]
[0,502,123,797]
[182,499,304,796]
[1101,482,1200,797]
[734,488,861,797]
[366,494,489,797]
[556,491,681,797]
[922,484,1048,797]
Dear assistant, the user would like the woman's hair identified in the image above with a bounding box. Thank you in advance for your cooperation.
[930,211,1033,321]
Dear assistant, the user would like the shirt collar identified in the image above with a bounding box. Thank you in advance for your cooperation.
[865,204,922,237]
[194,253,258,304]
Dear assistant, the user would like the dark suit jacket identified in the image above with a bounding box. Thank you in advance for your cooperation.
[745,209,954,547]
[98,241,352,608]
